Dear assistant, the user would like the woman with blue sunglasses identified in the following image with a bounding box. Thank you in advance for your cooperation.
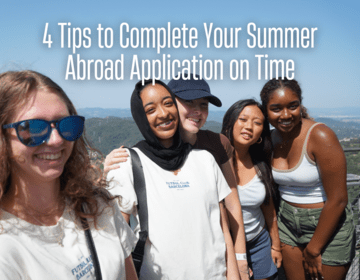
[0,70,138,280]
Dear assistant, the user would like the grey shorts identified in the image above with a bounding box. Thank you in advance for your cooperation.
[277,199,356,266]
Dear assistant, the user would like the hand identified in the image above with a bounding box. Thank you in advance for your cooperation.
[303,246,323,280]
[271,248,282,268]
[237,260,251,280]
[104,146,129,174]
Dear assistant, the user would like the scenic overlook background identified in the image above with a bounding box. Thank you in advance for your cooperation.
[2,0,359,177]
[80,106,360,175]
[1,0,360,278]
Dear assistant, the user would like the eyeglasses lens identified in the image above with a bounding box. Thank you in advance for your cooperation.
[18,120,49,146]
[58,116,84,141]
[14,116,84,147]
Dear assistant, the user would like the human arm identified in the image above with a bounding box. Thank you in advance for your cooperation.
[303,124,348,278]
[125,255,138,280]
[107,150,137,226]
[221,159,249,279]
[219,201,241,280]
[260,198,282,268]
[104,146,129,174]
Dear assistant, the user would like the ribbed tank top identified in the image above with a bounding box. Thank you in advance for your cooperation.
[272,123,327,204]
[237,174,266,241]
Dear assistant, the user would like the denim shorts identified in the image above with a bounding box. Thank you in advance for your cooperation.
[246,227,278,279]
[277,199,356,266]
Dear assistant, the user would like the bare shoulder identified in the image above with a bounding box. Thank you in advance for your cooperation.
[307,121,344,161]
[308,122,339,145]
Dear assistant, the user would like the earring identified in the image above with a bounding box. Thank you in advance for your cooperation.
[257,137,263,144]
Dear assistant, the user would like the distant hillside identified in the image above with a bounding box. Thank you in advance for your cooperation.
[85,117,143,155]
[200,118,360,140]
[315,118,360,139]
[85,116,360,156]
[308,107,360,119]
[79,107,360,123]
[202,121,223,133]
[79,108,131,119]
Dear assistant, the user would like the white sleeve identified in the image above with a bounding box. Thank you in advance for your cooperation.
[0,240,23,279]
[107,149,137,214]
[213,156,232,202]
[112,202,138,258]
[0,265,20,280]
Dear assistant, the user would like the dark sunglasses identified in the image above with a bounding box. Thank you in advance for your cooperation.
[3,115,85,147]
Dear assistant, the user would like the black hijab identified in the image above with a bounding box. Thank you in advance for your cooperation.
[131,79,192,171]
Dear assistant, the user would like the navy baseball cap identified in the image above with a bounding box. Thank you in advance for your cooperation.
[168,74,222,107]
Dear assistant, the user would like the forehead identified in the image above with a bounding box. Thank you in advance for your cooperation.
[240,105,264,120]
[268,87,300,104]
[12,89,69,122]
[140,84,172,103]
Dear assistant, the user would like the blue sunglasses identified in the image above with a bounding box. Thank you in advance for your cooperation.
[3,115,85,147]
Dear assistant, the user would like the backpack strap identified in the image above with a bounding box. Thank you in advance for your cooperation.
[81,204,102,280]
[127,148,148,276]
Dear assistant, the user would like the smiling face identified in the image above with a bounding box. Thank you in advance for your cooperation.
[266,87,301,133]
[232,105,265,149]
[8,89,74,185]
[140,84,179,148]
[176,97,209,134]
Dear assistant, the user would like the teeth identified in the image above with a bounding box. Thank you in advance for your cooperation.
[158,121,172,127]
[188,118,200,123]
[280,121,292,125]
[36,152,61,160]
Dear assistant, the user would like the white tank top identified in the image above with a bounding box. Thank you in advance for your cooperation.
[237,174,266,241]
[272,123,327,204]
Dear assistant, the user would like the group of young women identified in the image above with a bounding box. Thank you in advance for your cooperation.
[0,69,355,280]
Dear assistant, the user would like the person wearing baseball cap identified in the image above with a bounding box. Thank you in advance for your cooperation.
[168,73,250,279]
[168,73,222,107]
[104,74,250,279]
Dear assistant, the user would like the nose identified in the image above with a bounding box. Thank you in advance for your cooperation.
[244,120,253,130]
[281,108,290,118]
[192,104,202,114]
[46,126,64,146]
[158,105,170,118]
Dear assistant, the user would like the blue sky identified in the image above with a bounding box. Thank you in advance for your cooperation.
[1,0,359,112]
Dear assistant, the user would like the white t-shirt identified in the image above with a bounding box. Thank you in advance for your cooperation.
[237,174,266,242]
[0,200,137,280]
[108,148,231,280]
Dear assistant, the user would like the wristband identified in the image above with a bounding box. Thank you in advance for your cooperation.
[235,253,247,261]
[271,247,281,252]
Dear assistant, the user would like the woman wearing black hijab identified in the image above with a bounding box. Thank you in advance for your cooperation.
[108,80,236,280]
